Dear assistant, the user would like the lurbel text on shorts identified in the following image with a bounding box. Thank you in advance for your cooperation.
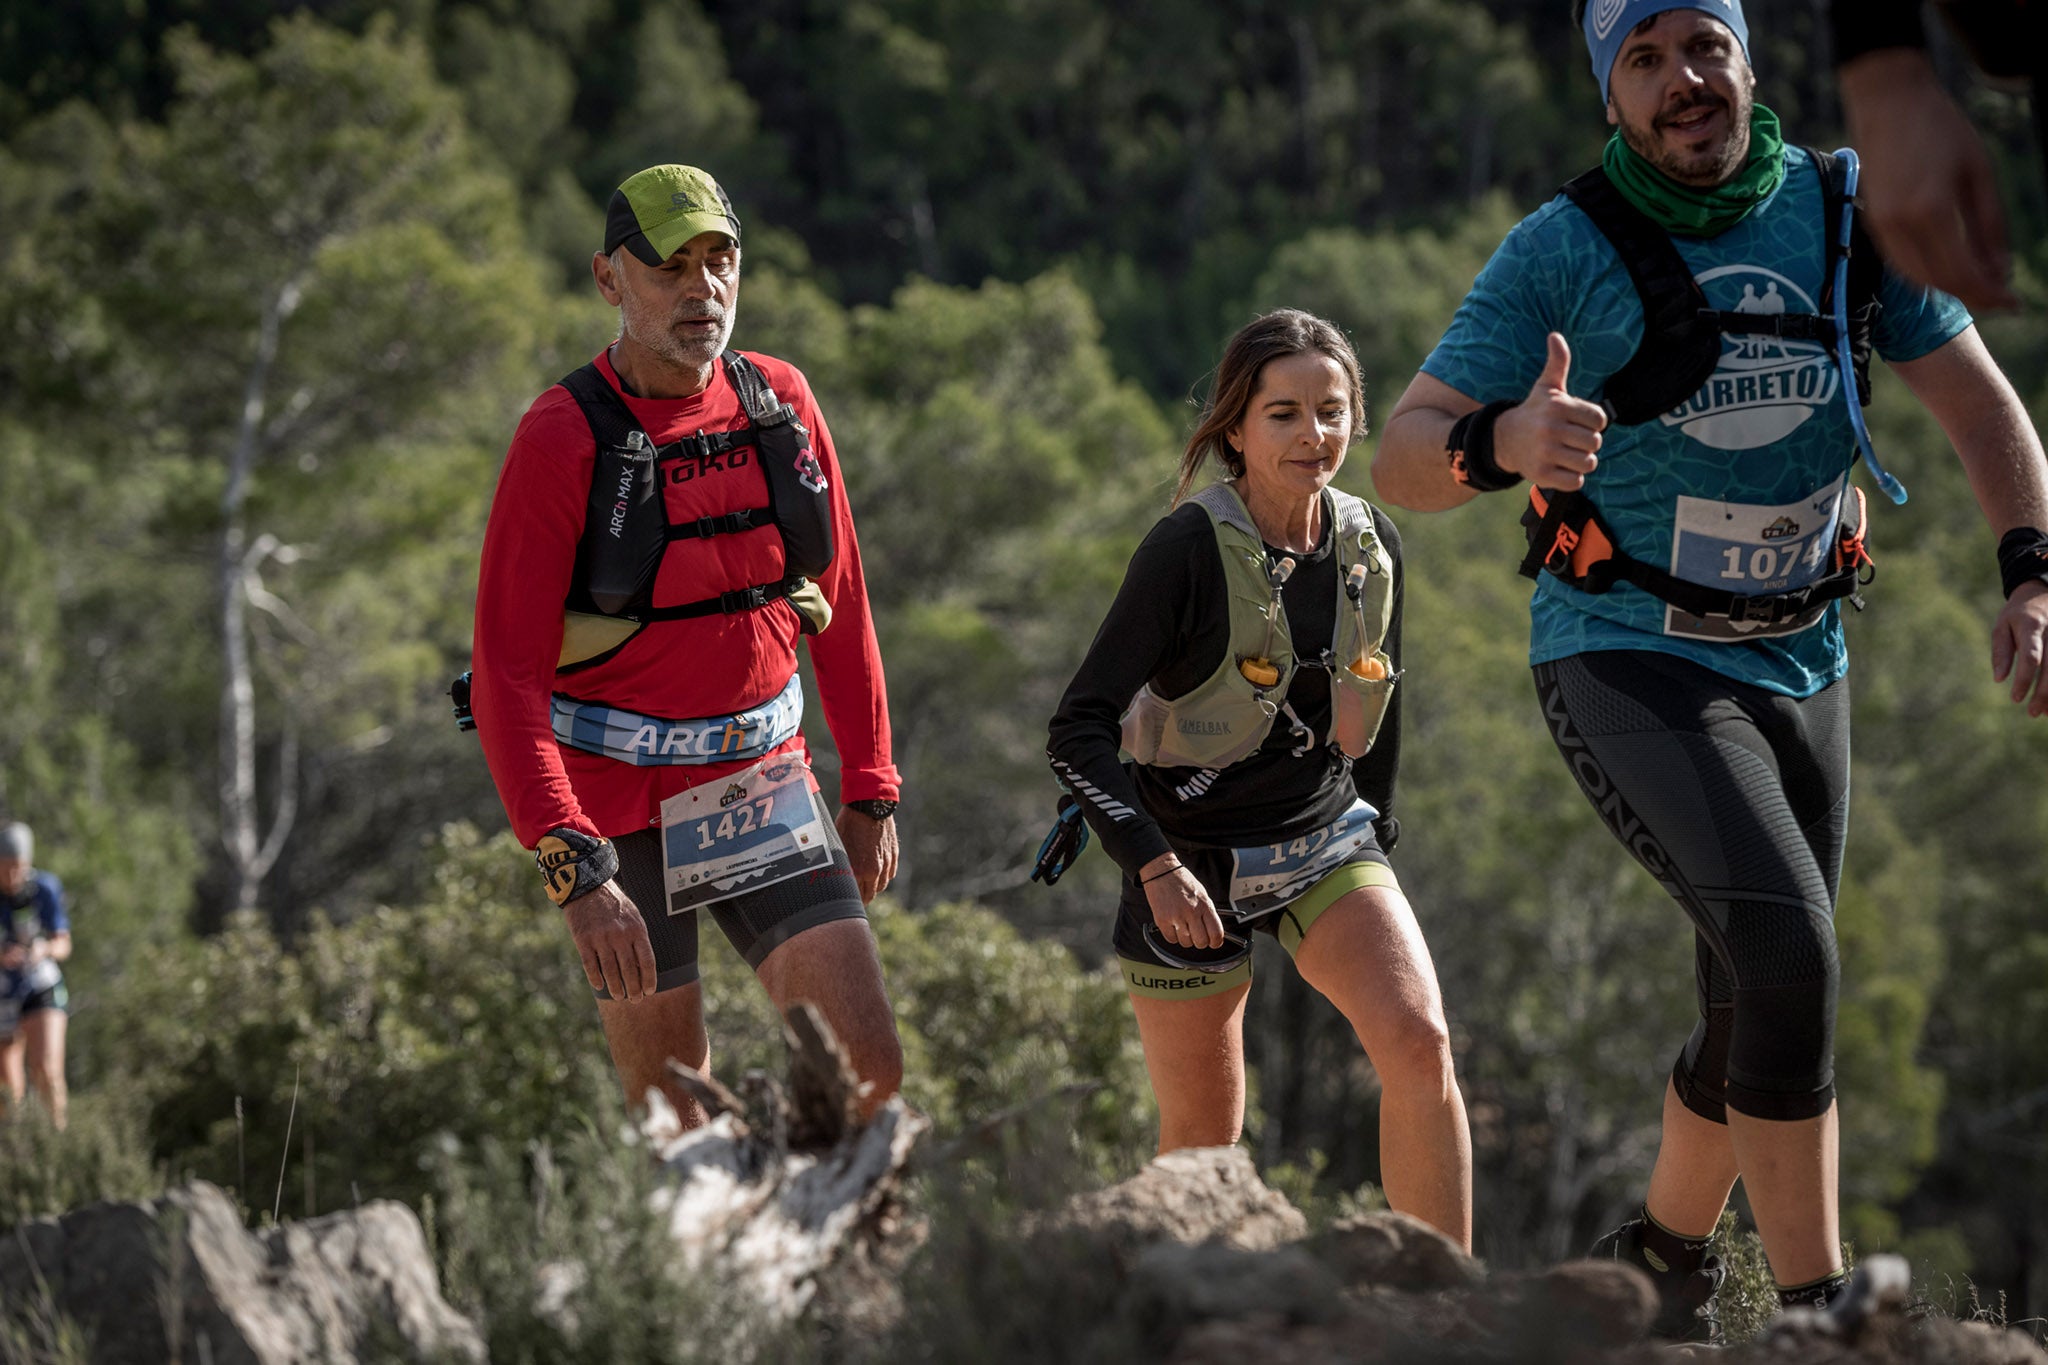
[1130,974,1223,991]
[1176,718,1233,735]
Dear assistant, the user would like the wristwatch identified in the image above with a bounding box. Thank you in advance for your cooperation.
[845,798,898,822]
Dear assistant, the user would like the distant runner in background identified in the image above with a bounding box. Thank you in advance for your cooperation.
[1048,309,1473,1252]
[1833,1,2044,312]
[0,821,72,1130]
[469,164,905,1122]
[1375,0,2048,1341]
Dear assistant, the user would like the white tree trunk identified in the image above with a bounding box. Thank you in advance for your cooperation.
[218,277,303,914]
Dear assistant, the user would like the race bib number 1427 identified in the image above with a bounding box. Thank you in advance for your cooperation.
[659,757,832,913]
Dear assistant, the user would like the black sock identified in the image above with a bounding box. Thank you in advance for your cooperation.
[1637,1206,1715,1278]
[1778,1269,1850,1311]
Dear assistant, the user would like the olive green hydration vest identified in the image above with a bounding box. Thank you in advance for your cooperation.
[1120,482,1396,771]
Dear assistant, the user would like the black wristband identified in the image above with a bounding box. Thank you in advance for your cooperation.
[845,798,898,821]
[1140,861,1185,885]
[535,827,619,908]
[1997,527,2048,599]
[1447,400,1522,493]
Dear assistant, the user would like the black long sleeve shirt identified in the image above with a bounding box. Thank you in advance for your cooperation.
[1046,499,1404,877]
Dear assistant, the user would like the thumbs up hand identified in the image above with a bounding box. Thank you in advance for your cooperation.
[1493,333,1609,491]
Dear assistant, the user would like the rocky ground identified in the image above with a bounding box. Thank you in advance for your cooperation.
[4,1009,2043,1364]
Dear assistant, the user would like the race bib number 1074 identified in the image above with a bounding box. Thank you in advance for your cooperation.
[1664,477,1845,642]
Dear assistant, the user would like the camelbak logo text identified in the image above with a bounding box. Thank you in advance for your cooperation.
[1177,719,1232,735]
[1660,265,1839,450]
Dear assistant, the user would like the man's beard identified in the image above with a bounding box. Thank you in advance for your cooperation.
[628,299,735,370]
[1618,83,1753,186]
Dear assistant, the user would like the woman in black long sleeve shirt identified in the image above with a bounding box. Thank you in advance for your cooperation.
[1047,310,1472,1250]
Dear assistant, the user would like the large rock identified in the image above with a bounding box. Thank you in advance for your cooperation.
[1308,1209,1486,1293]
[1121,1240,1348,1339]
[1047,1145,1310,1260]
[1745,1256,2048,1365]
[0,1180,482,1365]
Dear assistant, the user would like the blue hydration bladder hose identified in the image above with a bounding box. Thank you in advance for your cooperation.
[1833,148,1908,506]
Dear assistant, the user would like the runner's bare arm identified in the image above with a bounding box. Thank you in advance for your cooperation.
[1375,336,1607,511]
[1139,853,1226,951]
[562,881,660,1001]
[1376,374,1485,511]
[1889,325,2048,714]
[834,807,897,904]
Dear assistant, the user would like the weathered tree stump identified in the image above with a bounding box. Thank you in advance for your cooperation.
[635,1002,927,1329]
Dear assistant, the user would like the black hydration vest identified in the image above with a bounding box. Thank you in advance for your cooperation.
[1561,147,1883,426]
[559,352,834,665]
[1518,151,1887,629]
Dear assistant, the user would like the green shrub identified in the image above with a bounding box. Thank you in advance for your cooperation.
[76,825,611,1214]
[874,898,1154,1178]
[426,1075,809,1365]
[66,826,1154,1221]
[0,1095,161,1226]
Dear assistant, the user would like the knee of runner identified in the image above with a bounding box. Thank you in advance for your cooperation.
[1368,1007,1457,1087]
[1724,934,1839,1121]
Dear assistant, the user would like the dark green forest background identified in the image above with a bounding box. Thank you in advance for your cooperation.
[3,0,2046,1337]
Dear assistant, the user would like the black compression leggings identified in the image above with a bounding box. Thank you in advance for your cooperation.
[1533,650,1849,1123]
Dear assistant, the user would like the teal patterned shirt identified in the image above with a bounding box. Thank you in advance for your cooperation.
[1423,146,1971,697]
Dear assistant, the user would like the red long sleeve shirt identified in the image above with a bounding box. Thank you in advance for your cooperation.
[471,347,899,847]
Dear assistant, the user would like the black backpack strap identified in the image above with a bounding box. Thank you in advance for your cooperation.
[722,351,835,581]
[666,508,766,541]
[1710,311,1837,344]
[558,362,648,452]
[1561,167,1726,426]
[638,577,804,621]
[723,352,796,428]
[558,363,667,619]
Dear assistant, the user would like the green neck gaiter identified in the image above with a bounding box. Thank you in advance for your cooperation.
[1603,104,1786,238]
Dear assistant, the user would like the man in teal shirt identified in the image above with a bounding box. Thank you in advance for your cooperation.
[1374,0,2048,1342]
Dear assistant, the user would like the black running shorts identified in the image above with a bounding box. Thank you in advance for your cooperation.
[601,790,868,996]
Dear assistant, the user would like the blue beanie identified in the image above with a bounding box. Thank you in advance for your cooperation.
[1584,0,1750,106]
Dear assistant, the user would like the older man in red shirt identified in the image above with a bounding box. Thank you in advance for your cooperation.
[470,165,903,1122]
